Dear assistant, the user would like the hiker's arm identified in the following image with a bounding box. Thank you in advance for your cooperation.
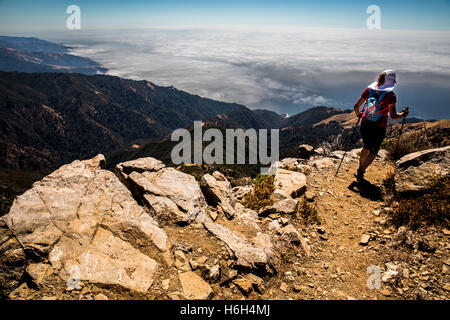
[353,97,364,118]
[389,103,408,119]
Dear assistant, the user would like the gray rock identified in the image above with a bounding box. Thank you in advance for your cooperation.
[204,221,270,271]
[200,172,236,219]
[273,169,307,198]
[258,198,298,216]
[2,155,169,294]
[280,225,301,245]
[395,146,450,194]
[179,271,213,300]
[125,166,208,225]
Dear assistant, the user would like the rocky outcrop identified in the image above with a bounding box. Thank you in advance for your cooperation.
[395,146,450,194]
[116,158,207,225]
[200,171,237,219]
[1,154,169,295]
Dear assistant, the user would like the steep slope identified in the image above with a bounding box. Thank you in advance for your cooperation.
[0,71,243,170]
[205,106,284,129]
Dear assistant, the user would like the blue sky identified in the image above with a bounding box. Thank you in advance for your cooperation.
[1,0,450,32]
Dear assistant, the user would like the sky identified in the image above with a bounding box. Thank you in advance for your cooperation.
[0,1,449,119]
[1,0,450,31]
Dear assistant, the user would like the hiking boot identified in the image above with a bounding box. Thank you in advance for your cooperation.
[354,168,365,182]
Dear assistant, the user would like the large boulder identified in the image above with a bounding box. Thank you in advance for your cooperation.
[395,146,450,194]
[117,158,207,225]
[200,171,236,219]
[273,168,307,198]
[1,154,169,294]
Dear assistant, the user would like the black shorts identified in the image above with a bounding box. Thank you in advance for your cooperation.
[360,120,386,154]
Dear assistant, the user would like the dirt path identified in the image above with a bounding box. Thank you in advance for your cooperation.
[269,155,396,300]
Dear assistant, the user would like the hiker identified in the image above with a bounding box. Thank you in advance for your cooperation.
[353,70,409,181]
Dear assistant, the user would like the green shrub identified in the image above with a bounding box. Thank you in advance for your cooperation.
[390,177,450,229]
[382,169,396,204]
[297,198,320,224]
[243,175,274,210]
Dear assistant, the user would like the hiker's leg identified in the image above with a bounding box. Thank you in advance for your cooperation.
[360,152,377,171]
[359,148,370,169]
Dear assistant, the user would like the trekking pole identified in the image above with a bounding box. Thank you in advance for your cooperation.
[395,107,409,152]
[335,114,362,177]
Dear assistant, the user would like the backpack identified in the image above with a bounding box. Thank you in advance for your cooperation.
[362,88,390,122]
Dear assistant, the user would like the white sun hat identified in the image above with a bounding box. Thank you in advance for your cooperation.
[368,70,397,92]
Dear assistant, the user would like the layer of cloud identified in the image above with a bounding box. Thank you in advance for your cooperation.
[59,27,450,119]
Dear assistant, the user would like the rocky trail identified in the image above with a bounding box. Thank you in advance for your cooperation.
[1,146,449,300]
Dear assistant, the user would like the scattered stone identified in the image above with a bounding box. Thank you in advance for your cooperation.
[360,234,371,246]
[189,259,199,271]
[293,284,302,292]
[197,256,209,265]
[280,282,288,293]
[179,271,213,300]
[280,225,301,245]
[233,276,253,296]
[311,158,336,169]
[268,220,281,232]
[382,270,399,284]
[380,288,391,296]
[272,189,290,202]
[304,191,316,202]
[316,226,326,235]
[208,210,218,221]
[94,293,108,300]
[219,267,238,286]
[247,273,265,294]
[259,198,298,216]
[26,263,50,288]
[199,264,220,283]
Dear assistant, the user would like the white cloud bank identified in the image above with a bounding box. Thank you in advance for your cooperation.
[61,27,450,119]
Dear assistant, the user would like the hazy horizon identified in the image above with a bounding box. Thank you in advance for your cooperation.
[20,26,447,120]
[1,0,449,119]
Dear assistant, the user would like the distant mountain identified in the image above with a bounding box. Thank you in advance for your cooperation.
[0,36,106,75]
[280,106,350,128]
[107,105,357,167]
[0,36,69,53]
[204,106,284,129]
[0,71,243,170]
